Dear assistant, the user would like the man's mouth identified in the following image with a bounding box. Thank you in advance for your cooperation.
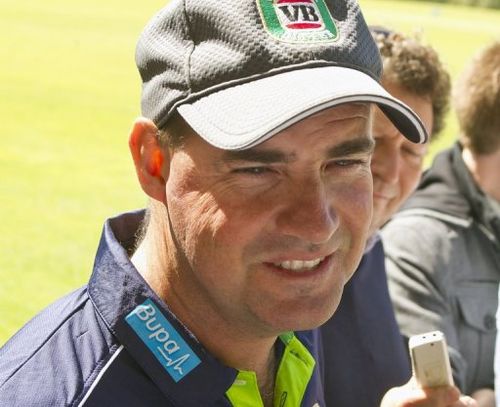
[272,257,326,272]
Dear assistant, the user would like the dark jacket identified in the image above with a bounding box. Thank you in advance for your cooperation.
[382,142,500,394]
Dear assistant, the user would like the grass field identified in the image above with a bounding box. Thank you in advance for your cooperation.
[1,0,500,345]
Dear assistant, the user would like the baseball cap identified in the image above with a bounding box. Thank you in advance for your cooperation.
[136,0,428,150]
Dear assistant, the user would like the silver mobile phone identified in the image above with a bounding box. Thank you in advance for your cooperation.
[409,330,454,387]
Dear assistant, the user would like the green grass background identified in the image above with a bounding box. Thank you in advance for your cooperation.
[1,0,500,345]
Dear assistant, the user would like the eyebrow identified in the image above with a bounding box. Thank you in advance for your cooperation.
[327,136,375,158]
[220,136,374,164]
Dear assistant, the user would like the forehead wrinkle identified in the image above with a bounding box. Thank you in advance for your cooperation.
[304,104,372,136]
[219,148,297,164]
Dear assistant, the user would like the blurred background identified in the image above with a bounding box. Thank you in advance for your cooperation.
[1,0,499,345]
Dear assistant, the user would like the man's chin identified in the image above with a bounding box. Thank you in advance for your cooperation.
[271,297,343,333]
[277,315,336,333]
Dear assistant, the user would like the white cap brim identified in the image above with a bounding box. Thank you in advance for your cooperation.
[177,66,428,150]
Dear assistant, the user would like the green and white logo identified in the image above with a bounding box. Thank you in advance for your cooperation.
[257,0,338,43]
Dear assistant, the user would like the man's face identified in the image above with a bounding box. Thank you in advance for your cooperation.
[164,104,373,338]
[370,81,433,233]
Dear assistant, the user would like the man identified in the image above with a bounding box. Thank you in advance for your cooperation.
[0,1,469,406]
[322,27,452,407]
[383,41,500,407]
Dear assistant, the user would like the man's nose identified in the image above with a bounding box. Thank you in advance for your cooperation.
[275,180,339,245]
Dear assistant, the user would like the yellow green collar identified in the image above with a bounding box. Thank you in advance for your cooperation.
[226,333,316,407]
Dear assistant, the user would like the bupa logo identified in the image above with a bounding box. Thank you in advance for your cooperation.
[125,299,201,382]
[257,0,338,43]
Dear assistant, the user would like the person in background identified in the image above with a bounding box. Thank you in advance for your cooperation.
[383,41,500,407]
[322,27,452,407]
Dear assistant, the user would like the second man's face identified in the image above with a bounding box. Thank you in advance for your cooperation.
[370,81,434,233]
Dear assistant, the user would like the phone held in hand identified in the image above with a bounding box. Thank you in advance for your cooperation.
[409,330,454,388]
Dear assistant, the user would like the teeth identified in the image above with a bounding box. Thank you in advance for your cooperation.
[274,257,324,271]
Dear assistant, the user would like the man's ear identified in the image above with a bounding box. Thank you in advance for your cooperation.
[129,117,169,202]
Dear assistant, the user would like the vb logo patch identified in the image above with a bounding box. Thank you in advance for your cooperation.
[257,0,338,43]
[126,299,201,382]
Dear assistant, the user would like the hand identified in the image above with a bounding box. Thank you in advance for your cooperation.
[470,388,495,407]
[380,378,477,407]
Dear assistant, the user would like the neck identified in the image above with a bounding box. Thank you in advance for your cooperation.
[130,211,172,297]
[260,349,277,407]
[131,207,279,396]
[462,146,500,202]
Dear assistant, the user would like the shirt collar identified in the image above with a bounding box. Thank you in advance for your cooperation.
[88,210,237,407]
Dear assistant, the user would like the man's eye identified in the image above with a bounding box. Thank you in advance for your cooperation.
[402,148,426,162]
[329,159,366,168]
[402,148,422,157]
[233,166,272,176]
[336,160,357,167]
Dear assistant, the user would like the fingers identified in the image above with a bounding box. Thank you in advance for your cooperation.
[381,379,462,407]
[451,396,477,407]
[421,385,461,406]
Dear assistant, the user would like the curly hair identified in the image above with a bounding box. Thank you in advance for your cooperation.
[371,28,451,139]
[454,41,500,154]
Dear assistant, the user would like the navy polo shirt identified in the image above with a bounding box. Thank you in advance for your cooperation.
[0,211,326,407]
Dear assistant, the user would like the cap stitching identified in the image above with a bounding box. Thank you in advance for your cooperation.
[182,0,194,100]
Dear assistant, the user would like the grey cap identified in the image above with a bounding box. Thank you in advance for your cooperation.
[136,0,428,150]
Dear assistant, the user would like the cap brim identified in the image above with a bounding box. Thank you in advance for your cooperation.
[177,66,428,150]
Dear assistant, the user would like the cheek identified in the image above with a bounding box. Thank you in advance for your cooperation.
[165,168,220,258]
[399,166,423,201]
[169,190,225,249]
[332,176,373,233]
[208,183,284,238]
[167,181,270,269]
[331,177,373,278]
